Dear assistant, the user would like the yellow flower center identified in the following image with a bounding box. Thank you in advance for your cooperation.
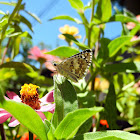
[20,83,41,110]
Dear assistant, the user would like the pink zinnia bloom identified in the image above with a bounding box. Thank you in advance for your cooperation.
[0,84,55,127]
[28,46,61,71]
[126,15,140,30]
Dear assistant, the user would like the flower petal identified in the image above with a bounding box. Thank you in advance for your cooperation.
[0,108,4,111]
[6,91,21,102]
[36,111,46,121]
[0,110,12,123]
[40,90,54,104]
[8,117,20,127]
[39,104,55,113]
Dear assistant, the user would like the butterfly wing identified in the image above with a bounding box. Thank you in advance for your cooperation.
[57,49,92,82]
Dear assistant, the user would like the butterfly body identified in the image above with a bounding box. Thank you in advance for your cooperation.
[53,49,92,82]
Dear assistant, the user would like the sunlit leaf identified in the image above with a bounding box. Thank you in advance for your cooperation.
[68,0,84,10]
[0,62,35,73]
[0,10,5,15]
[5,28,15,36]
[0,1,17,6]
[50,15,82,24]
[107,36,132,57]
[109,14,139,24]
[103,61,140,73]
[20,15,33,32]
[6,32,21,37]
[24,10,41,23]
[46,46,79,57]
[96,0,112,22]
[0,18,8,29]
[0,99,47,140]
[54,107,103,139]
[105,82,117,129]
[73,130,140,140]
[52,75,78,128]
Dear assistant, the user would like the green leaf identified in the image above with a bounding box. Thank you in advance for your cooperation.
[0,1,17,6]
[0,18,8,29]
[11,32,30,59]
[134,117,140,126]
[54,107,103,139]
[52,75,78,128]
[63,33,78,42]
[77,91,96,108]
[105,82,117,129]
[0,100,47,140]
[76,118,92,136]
[103,61,140,73]
[107,36,132,57]
[97,38,111,64]
[46,46,79,57]
[73,130,140,140]
[5,28,15,36]
[74,42,89,50]
[129,24,140,36]
[24,10,41,23]
[11,36,21,59]
[91,14,140,26]
[0,68,16,81]
[68,0,84,10]
[50,15,82,24]
[109,14,139,24]
[44,119,51,135]
[0,10,5,15]
[20,15,33,32]
[0,62,35,73]
[90,26,100,48]
[96,0,112,22]
[0,86,5,104]
[6,32,21,37]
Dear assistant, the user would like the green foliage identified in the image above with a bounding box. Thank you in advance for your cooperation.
[0,94,47,139]
[96,0,112,22]
[54,107,103,139]
[73,131,140,140]
[46,46,79,57]
[1,0,140,139]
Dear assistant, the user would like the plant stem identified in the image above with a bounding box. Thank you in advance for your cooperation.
[0,124,6,140]
[88,0,95,48]
[15,125,20,140]
[88,0,97,91]
[29,131,33,140]
[39,63,43,75]
[122,76,140,91]
[83,70,98,92]
[94,27,101,58]
[90,0,95,22]
[1,38,11,65]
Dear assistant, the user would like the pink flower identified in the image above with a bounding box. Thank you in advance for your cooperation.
[0,89,55,127]
[126,15,140,30]
[28,46,61,71]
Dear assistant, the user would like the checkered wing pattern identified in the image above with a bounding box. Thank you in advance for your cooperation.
[54,49,92,82]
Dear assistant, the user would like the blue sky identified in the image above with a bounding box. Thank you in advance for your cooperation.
[0,0,122,50]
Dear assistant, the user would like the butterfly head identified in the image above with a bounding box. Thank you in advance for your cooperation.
[52,61,60,67]
[53,62,57,67]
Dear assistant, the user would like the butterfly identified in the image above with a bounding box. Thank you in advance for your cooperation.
[53,49,93,82]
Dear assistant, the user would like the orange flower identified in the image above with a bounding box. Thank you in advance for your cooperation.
[94,77,109,91]
[20,132,39,140]
[58,24,81,40]
[100,119,109,128]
